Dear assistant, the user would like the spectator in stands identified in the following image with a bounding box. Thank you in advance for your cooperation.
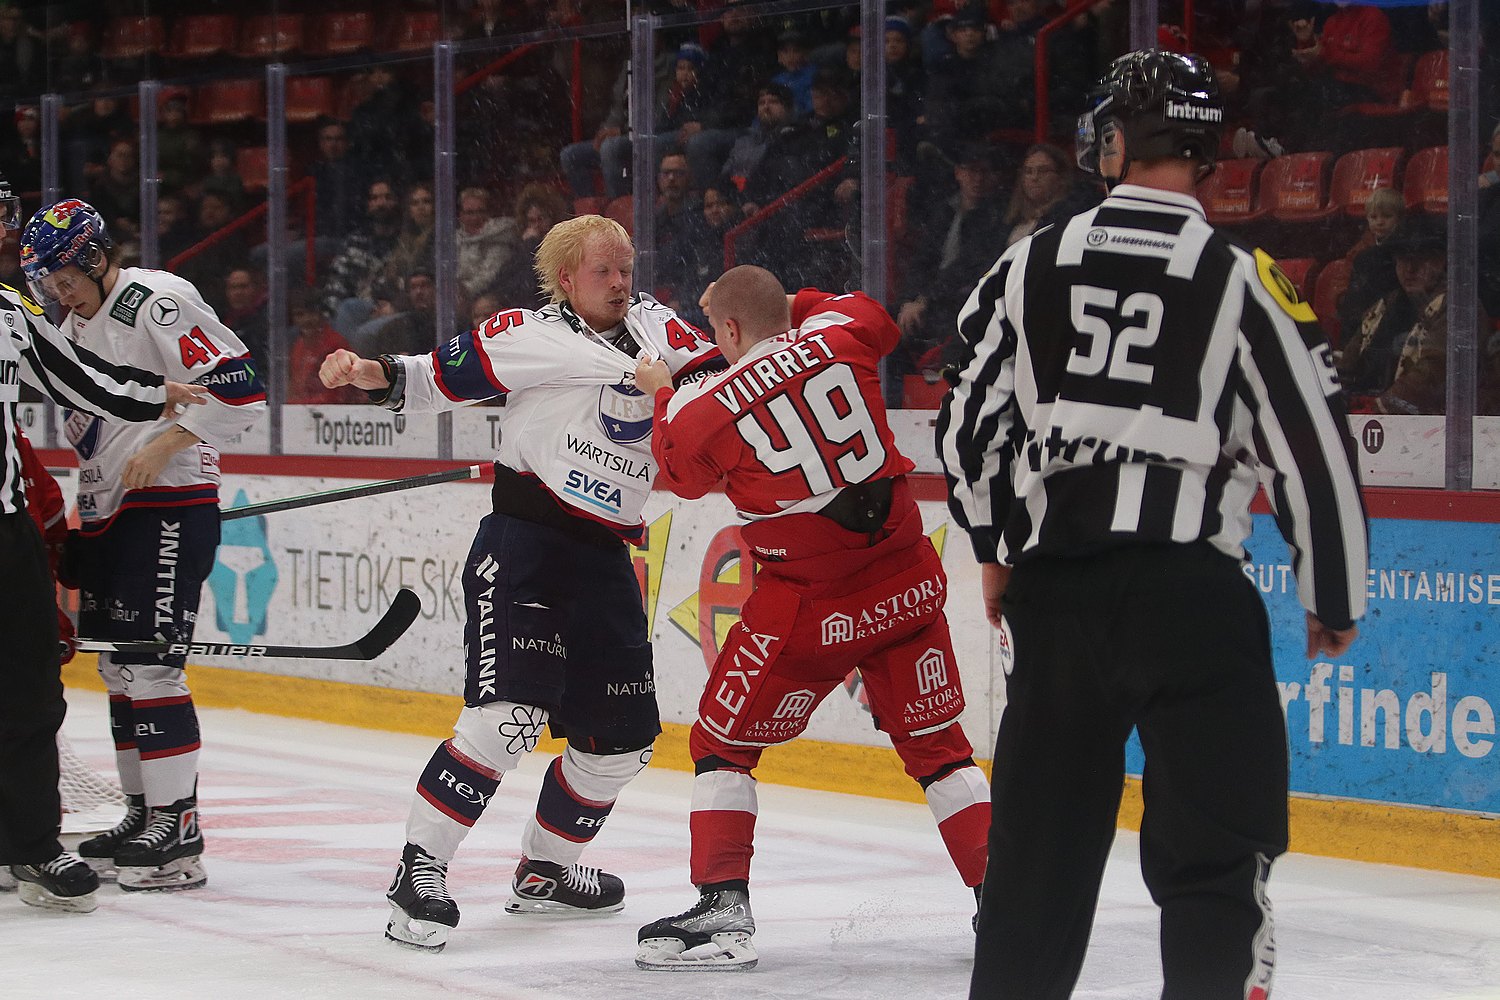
[0,5,42,103]
[773,31,817,115]
[1378,222,1450,415]
[989,0,1091,135]
[221,267,268,363]
[64,90,135,193]
[156,192,200,264]
[0,104,41,196]
[885,142,1006,406]
[349,66,426,189]
[704,2,779,152]
[740,66,858,287]
[287,289,362,405]
[491,183,567,309]
[366,265,440,356]
[86,138,142,243]
[383,181,437,287]
[919,0,988,70]
[470,292,502,332]
[312,118,364,244]
[1339,216,1444,402]
[180,190,249,316]
[201,139,247,212]
[1292,0,1401,108]
[51,22,104,94]
[1480,123,1500,191]
[1337,187,1405,339]
[923,8,1001,162]
[1005,143,1073,248]
[884,16,926,173]
[457,187,520,301]
[157,94,206,198]
[660,43,741,193]
[718,83,794,199]
[684,187,740,323]
[322,178,405,331]
[653,151,703,311]
[560,64,630,198]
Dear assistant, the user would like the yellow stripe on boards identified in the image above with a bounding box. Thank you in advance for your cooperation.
[61,656,1498,879]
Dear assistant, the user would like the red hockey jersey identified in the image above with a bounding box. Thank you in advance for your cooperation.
[651,289,914,519]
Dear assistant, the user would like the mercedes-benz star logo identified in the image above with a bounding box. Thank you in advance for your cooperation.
[150,298,180,326]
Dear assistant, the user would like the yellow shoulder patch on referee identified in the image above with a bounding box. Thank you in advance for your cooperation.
[2,282,44,316]
[1253,249,1317,323]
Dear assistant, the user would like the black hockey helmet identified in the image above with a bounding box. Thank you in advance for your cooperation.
[1076,49,1223,180]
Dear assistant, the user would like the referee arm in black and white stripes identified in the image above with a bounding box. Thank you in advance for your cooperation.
[1,286,205,512]
[937,186,1368,653]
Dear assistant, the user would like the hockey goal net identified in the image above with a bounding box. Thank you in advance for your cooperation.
[57,733,126,835]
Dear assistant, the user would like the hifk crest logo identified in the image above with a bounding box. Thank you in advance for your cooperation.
[63,408,101,459]
[206,489,278,644]
[598,382,653,444]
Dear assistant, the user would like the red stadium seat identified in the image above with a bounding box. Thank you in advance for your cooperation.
[572,196,606,217]
[1403,146,1448,214]
[902,375,948,409]
[101,16,166,61]
[236,14,306,60]
[1196,157,1265,225]
[1409,50,1448,113]
[309,12,375,56]
[190,79,265,125]
[284,76,336,125]
[1312,257,1352,348]
[389,12,441,53]
[1257,152,1333,223]
[164,15,238,61]
[605,195,634,234]
[237,146,270,194]
[1327,147,1403,219]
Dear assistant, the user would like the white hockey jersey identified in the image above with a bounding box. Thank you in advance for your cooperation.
[387,294,721,539]
[61,267,267,530]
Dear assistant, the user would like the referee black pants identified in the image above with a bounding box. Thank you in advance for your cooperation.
[0,512,66,866]
[971,543,1288,1000]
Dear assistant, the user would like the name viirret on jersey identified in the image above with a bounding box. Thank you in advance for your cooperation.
[712,332,835,415]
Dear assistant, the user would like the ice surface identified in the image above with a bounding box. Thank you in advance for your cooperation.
[7,692,1498,1000]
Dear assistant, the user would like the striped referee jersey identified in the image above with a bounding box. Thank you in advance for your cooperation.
[938,183,1368,630]
[0,283,166,515]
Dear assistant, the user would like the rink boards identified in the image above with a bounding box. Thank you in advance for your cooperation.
[50,456,1500,878]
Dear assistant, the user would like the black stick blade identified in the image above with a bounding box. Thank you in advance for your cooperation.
[356,588,422,658]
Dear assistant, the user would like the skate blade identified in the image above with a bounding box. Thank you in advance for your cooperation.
[505,895,625,917]
[385,905,451,952]
[16,882,99,914]
[635,933,757,971]
[117,856,207,892]
[80,857,119,883]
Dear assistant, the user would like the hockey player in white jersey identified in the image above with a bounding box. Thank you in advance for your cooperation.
[20,199,267,892]
[321,214,723,952]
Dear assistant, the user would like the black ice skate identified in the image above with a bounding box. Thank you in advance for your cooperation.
[114,796,207,892]
[505,856,624,916]
[385,843,459,953]
[11,852,100,913]
[635,887,757,971]
[77,793,146,882]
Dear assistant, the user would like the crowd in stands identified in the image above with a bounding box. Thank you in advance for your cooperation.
[0,0,1496,413]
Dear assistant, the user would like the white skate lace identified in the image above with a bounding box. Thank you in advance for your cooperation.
[560,864,602,896]
[410,854,454,904]
[37,853,84,876]
[130,811,178,850]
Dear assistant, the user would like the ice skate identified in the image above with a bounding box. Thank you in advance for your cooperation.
[77,793,146,882]
[636,888,757,971]
[115,796,207,892]
[11,852,100,913]
[505,856,625,916]
[385,843,459,953]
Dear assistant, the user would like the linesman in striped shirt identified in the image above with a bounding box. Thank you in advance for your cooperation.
[938,51,1368,1000]
[0,173,206,914]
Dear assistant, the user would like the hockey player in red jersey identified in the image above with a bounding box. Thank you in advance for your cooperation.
[321,215,723,953]
[632,265,990,971]
[14,427,77,665]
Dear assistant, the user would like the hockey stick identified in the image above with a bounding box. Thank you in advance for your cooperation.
[75,588,422,660]
[221,465,488,522]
